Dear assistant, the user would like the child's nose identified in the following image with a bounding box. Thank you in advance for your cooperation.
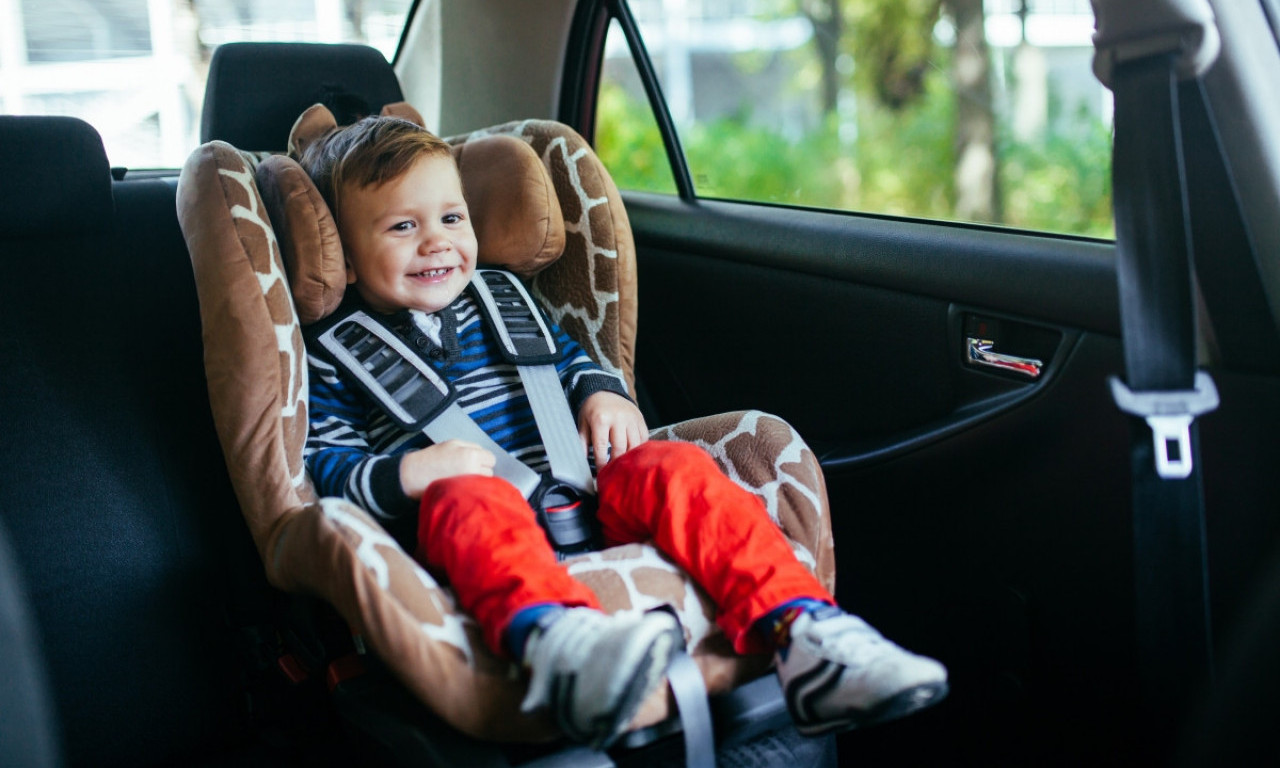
[420,229,450,253]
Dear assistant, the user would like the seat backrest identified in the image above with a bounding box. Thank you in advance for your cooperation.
[0,115,261,766]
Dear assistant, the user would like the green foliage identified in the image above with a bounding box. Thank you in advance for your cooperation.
[593,2,1114,239]
[685,110,844,206]
[840,0,942,109]
[595,75,1112,237]
[848,66,955,218]
[594,84,676,195]
[999,107,1115,238]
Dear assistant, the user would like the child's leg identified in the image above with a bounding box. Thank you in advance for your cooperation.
[414,475,600,657]
[594,440,834,654]
[414,474,680,747]
[596,441,948,734]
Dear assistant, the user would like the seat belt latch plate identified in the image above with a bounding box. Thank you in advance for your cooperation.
[1109,371,1219,480]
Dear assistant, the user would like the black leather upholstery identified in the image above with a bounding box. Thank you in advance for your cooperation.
[0,116,114,238]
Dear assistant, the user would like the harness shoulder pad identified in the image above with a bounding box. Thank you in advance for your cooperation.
[307,308,456,432]
[470,269,562,366]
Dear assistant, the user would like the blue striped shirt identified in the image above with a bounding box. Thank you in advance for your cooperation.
[304,289,629,545]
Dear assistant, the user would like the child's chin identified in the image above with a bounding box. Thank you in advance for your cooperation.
[406,282,467,313]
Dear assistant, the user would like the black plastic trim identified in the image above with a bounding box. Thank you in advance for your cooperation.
[558,0,611,137]
[624,192,1120,335]
[559,0,695,198]
[390,0,421,66]
[814,304,1080,471]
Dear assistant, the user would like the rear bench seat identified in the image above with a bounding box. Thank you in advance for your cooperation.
[0,115,323,766]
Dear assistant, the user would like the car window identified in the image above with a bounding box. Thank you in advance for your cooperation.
[594,0,1114,238]
[1,0,413,169]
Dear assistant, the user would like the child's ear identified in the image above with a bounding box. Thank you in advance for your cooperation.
[288,104,339,159]
[344,257,358,286]
[380,101,425,127]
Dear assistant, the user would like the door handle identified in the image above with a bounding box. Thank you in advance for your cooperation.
[966,337,1043,379]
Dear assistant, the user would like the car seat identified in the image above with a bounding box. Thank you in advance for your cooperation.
[178,42,837,765]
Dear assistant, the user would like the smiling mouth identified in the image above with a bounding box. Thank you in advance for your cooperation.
[410,267,453,279]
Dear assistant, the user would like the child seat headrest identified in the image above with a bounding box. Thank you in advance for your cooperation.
[201,42,404,152]
[0,116,114,239]
[257,103,566,325]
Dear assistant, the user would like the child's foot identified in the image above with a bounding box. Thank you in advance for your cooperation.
[776,605,948,736]
[520,607,682,747]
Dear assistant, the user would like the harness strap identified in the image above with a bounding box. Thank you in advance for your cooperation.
[422,404,543,498]
[472,269,595,494]
[313,269,603,554]
[315,311,454,432]
[666,650,715,768]
[315,310,547,497]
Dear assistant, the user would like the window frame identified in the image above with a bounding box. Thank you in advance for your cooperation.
[560,0,695,200]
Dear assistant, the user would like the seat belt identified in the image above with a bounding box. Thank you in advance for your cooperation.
[470,269,595,494]
[1106,51,1217,720]
[665,650,715,768]
[311,268,601,555]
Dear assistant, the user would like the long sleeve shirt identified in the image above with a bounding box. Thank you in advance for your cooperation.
[304,289,630,548]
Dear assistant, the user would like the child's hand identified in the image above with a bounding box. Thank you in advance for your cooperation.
[578,391,648,467]
[399,439,496,499]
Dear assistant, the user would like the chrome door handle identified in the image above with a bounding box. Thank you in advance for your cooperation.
[966,337,1043,379]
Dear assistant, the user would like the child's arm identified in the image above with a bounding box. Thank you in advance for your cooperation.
[307,355,492,511]
[545,320,643,466]
[540,313,642,467]
[397,439,496,499]
[577,390,649,466]
[305,354,407,514]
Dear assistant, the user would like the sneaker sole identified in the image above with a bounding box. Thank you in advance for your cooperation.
[792,679,950,737]
[584,617,682,749]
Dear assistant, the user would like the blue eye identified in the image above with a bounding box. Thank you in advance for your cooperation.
[391,220,415,232]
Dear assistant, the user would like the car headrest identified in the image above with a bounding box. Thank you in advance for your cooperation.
[200,42,404,152]
[0,116,114,239]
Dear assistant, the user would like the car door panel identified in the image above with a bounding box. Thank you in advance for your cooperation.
[627,192,1150,761]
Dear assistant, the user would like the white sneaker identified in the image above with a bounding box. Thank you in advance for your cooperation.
[776,605,948,736]
[521,607,682,747]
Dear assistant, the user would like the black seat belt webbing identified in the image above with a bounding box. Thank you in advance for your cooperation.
[1109,52,1216,722]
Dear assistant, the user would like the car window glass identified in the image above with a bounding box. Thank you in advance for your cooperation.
[595,18,679,195]
[2,0,413,169]
[595,0,1114,238]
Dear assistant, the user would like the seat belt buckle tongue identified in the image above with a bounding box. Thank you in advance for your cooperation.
[1109,371,1219,480]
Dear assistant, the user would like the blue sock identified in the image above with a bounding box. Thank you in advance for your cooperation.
[756,598,830,649]
[505,603,563,659]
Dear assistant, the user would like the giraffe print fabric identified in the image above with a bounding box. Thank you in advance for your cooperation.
[177,121,835,741]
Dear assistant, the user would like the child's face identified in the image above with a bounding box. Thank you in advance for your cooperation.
[337,153,478,315]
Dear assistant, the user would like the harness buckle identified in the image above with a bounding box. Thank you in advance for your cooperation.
[532,480,602,558]
[1109,371,1219,480]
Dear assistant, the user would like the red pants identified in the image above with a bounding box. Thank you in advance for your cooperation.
[415,441,833,657]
